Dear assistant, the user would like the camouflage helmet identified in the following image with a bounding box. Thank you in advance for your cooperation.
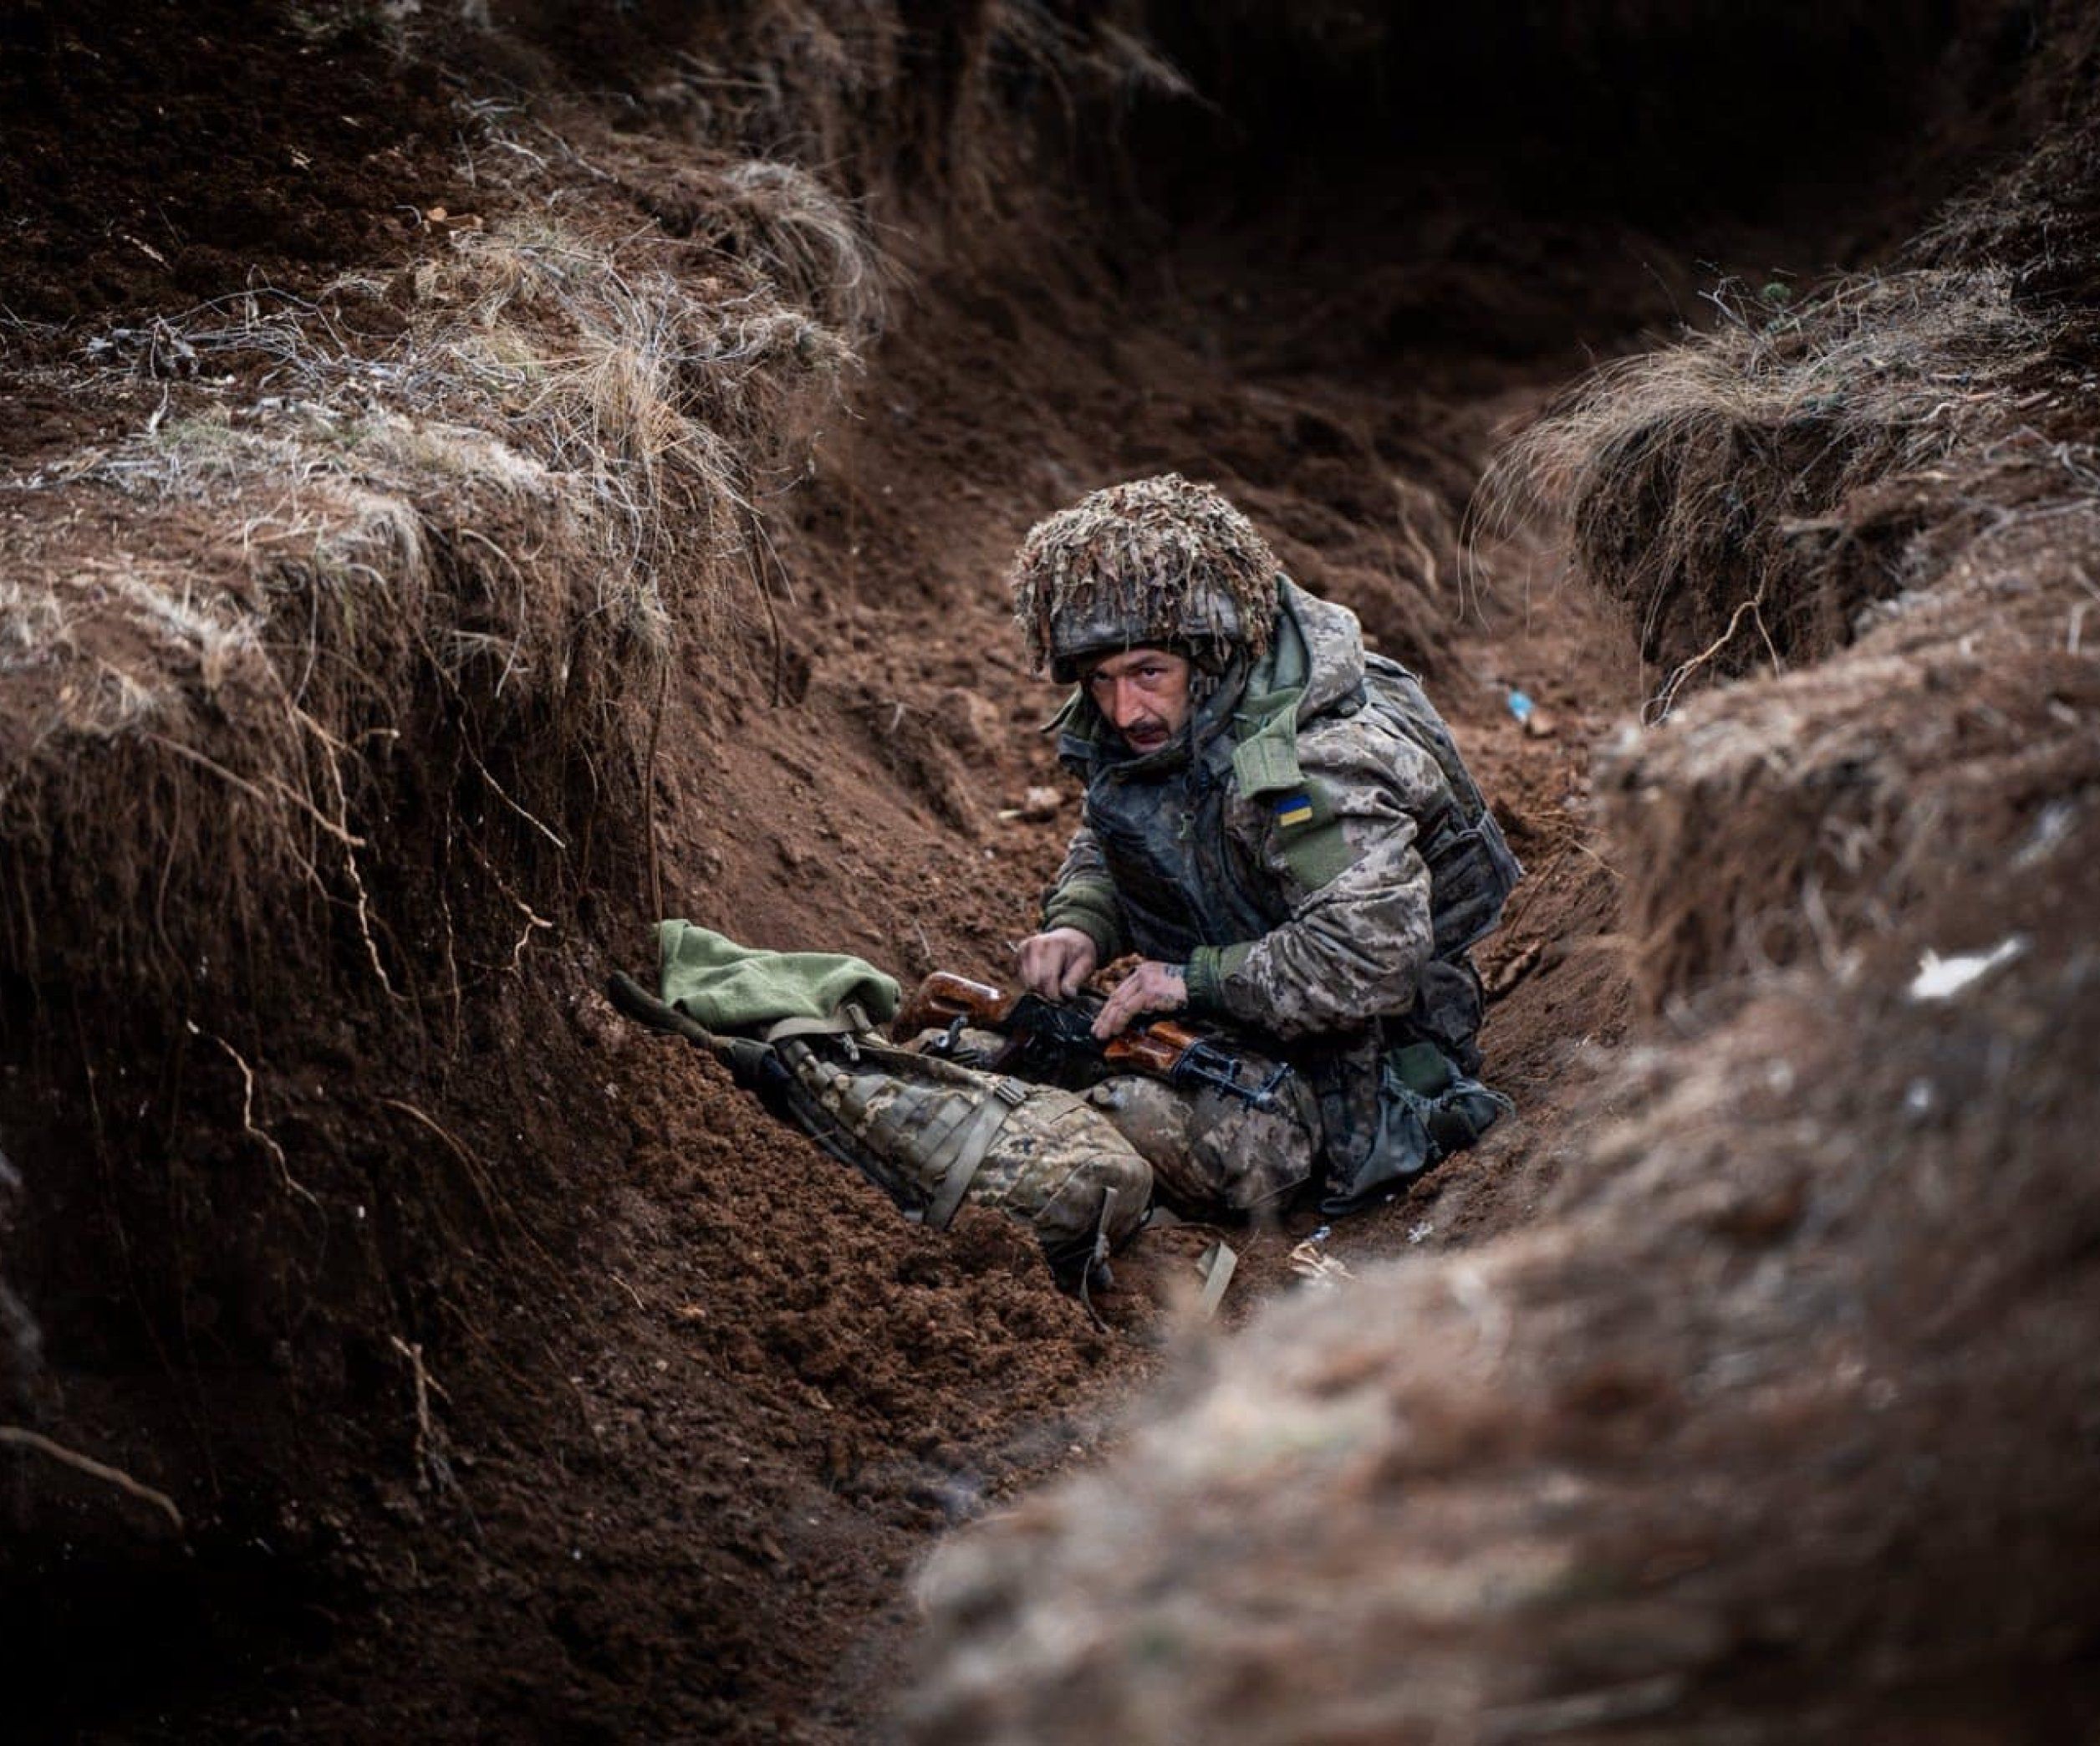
[1010,474,1282,681]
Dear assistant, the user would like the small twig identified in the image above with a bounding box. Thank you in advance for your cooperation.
[0,1425,185,1532]
[1645,593,1776,723]
[144,732,367,848]
[376,1098,573,1299]
[378,1096,506,1233]
[289,706,400,1000]
[1568,837,1625,882]
[386,1335,455,1496]
[747,505,793,706]
[506,896,553,973]
[464,743,569,851]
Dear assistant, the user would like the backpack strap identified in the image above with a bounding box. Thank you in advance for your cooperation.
[923,1075,1031,1228]
[761,1002,875,1044]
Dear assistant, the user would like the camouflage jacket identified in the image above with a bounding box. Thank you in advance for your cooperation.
[1042,579,1479,1057]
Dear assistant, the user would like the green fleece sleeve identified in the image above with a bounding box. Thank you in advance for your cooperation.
[1039,824,1129,959]
[1041,876,1128,960]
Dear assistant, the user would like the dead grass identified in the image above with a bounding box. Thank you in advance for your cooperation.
[620,0,1188,214]
[1601,498,2100,1008]
[1481,268,2064,716]
[0,166,863,1009]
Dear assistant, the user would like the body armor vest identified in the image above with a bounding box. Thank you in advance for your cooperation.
[1079,731,1282,964]
[1063,670,1518,976]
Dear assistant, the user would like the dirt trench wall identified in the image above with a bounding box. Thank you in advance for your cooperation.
[1132,0,2031,222]
[0,5,1241,1733]
[0,0,1085,1583]
[908,955,2100,1745]
[902,13,2100,1739]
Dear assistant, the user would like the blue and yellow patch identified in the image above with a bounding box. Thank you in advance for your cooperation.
[1273,793,1315,829]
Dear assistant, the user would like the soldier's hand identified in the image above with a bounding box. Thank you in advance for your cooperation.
[1017,927,1098,1000]
[1092,960,1187,1039]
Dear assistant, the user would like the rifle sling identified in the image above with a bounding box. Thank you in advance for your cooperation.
[762,1003,874,1043]
[608,971,742,1058]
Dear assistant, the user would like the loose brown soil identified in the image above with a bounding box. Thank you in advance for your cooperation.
[3,4,2091,1743]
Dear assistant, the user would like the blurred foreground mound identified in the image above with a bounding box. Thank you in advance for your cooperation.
[905,11,2100,1741]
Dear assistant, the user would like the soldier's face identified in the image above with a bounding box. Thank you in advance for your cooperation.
[1083,646,1192,754]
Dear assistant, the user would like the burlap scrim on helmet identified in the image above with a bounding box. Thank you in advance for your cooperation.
[1010,473,1282,676]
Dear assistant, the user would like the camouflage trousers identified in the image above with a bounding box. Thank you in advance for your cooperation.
[912,1026,1324,1218]
[780,1035,1152,1280]
[1080,1072,1320,1216]
[878,1021,1504,1236]
[975,1018,1506,1221]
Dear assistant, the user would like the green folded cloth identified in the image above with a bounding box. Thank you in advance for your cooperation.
[655,921,901,1033]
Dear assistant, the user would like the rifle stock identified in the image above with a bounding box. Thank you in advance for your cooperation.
[892,971,1019,1039]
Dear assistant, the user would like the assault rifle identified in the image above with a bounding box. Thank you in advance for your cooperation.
[895,971,1290,1114]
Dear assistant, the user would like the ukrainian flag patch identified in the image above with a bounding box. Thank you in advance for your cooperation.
[1273,793,1315,829]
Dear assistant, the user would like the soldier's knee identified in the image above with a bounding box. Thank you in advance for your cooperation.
[1084,1074,1317,1217]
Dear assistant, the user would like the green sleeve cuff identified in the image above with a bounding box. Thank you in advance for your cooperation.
[1041,878,1127,961]
[1184,942,1254,1014]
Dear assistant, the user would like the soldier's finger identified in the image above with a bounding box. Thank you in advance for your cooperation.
[1021,935,1058,988]
[1090,987,1131,1039]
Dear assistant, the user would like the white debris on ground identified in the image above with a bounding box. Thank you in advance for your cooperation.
[1906,936,2027,1003]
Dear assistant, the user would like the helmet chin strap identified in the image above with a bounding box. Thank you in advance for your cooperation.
[1187,647,1249,729]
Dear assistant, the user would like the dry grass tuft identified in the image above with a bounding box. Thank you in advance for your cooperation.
[620,0,1189,215]
[0,166,864,1011]
[1481,269,2063,716]
[649,157,893,338]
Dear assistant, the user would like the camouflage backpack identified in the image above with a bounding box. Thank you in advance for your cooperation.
[608,970,1149,1294]
[1365,653,1522,955]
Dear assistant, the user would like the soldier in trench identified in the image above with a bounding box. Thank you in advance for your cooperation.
[621,473,1516,1287]
[1004,473,1519,1219]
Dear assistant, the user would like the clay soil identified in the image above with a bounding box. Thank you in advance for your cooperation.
[1,4,2082,1743]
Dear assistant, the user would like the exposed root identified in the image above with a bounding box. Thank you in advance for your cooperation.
[1643,589,1781,722]
[375,1097,574,1303]
[0,1425,185,1534]
[191,1024,324,1214]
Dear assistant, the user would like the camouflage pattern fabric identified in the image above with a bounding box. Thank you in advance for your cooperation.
[782,1035,1152,1272]
[1039,576,1504,1211]
[1083,1072,1319,1215]
[1010,473,1283,681]
[964,1089,1154,1269]
[1047,579,1455,1035]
